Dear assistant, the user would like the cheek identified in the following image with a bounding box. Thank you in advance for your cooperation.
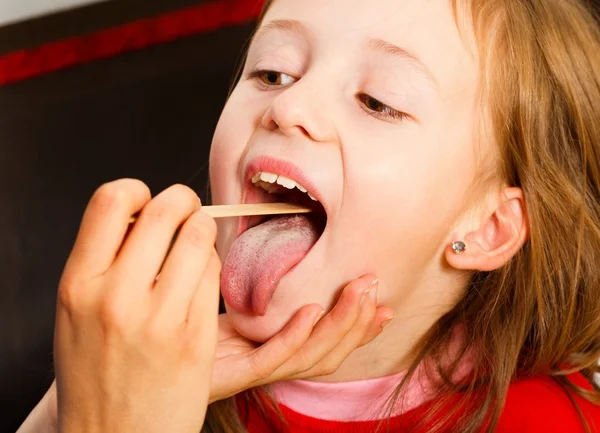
[209,86,263,193]
[209,96,254,256]
[332,131,476,303]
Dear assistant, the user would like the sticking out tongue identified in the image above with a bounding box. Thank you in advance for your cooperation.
[221,215,321,316]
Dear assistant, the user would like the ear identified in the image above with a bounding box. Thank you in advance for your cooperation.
[445,187,529,272]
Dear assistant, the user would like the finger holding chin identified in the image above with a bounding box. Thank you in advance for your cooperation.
[233,275,393,388]
[289,279,395,380]
[272,275,379,379]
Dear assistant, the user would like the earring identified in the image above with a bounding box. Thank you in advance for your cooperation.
[452,241,467,255]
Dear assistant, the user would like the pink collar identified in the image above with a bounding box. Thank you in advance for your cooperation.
[272,326,472,421]
[272,368,434,422]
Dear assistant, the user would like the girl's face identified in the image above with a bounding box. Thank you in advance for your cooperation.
[210,0,482,342]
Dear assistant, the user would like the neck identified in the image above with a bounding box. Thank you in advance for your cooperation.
[308,307,441,382]
[309,273,466,383]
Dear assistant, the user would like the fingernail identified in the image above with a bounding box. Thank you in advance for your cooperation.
[361,278,379,305]
[380,316,394,329]
[369,279,379,301]
[312,309,325,327]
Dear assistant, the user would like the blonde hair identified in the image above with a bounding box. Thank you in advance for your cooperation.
[204,0,600,431]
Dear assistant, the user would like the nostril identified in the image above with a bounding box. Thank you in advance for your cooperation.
[262,102,315,139]
[296,124,311,139]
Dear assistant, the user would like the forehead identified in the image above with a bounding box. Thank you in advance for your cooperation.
[261,0,479,95]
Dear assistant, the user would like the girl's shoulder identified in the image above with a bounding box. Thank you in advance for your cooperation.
[497,372,600,433]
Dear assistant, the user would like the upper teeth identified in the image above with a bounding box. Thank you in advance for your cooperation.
[252,172,318,201]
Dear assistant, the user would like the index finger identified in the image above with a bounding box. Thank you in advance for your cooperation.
[64,179,151,280]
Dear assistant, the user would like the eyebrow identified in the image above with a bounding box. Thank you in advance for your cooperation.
[254,19,438,88]
[366,38,438,88]
[254,19,310,40]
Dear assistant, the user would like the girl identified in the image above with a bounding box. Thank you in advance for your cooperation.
[207,0,600,430]
[20,0,600,431]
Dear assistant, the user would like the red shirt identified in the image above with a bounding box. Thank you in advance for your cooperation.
[240,373,600,432]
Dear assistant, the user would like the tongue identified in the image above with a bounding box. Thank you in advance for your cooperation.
[221,215,320,316]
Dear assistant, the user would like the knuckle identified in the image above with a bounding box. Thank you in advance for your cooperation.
[142,199,173,224]
[248,353,274,380]
[91,182,132,216]
[143,184,199,224]
[58,278,79,312]
[98,295,132,331]
[358,335,375,348]
[292,352,316,375]
[166,184,198,203]
[318,361,340,376]
[277,333,299,355]
[358,310,376,328]
[161,184,200,214]
[58,271,91,314]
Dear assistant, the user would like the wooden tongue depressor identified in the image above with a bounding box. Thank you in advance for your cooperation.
[128,202,312,223]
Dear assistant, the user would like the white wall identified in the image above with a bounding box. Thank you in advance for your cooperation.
[0,0,107,26]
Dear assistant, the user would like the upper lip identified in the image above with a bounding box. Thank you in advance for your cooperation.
[237,155,328,236]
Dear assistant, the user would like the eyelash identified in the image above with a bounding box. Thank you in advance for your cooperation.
[356,94,409,122]
[247,69,410,122]
[246,69,296,87]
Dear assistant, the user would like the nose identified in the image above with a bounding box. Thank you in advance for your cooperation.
[261,75,336,143]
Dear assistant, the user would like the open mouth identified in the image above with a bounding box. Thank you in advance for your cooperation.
[241,171,328,238]
[221,168,329,316]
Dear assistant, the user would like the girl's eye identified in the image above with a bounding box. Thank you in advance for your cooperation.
[249,70,296,87]
[357,94,409,121]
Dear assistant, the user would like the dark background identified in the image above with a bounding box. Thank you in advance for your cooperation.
[0,3,256,430]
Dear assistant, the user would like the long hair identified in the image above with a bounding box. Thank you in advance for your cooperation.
[203,0,600,431]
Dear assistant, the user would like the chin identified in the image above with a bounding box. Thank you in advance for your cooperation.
[221,258,336,343]
[224,302,296,343]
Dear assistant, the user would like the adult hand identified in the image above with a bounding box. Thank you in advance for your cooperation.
[53,180,220,433]
[210,275,394,402]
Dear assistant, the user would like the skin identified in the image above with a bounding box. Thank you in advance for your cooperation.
[21,182,391,432]
[52,181,220,433]
[19,0,530,430]
[210,0,528,382]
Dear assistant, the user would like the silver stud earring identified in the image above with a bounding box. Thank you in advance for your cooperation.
[452,241,467,255]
